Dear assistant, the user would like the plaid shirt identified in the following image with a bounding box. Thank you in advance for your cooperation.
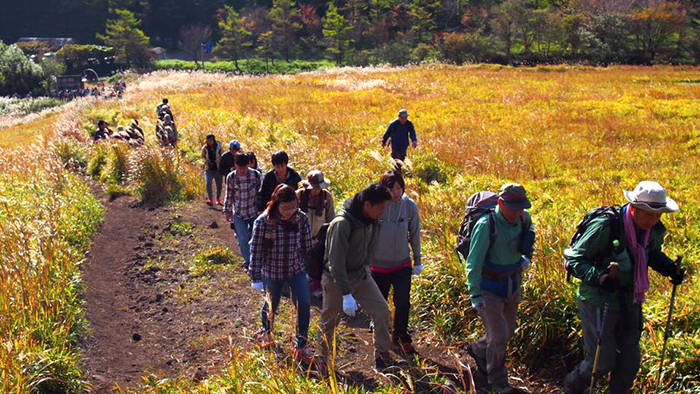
[223,169,262,221]
[249,211,312,282]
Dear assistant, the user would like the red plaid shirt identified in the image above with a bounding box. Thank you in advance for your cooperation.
[249,211,312,282]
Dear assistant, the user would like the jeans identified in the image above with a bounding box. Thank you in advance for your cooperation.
[371,267,413,343]
[261,272,311,349]
[205,169,222,201]
[232,215,256,266]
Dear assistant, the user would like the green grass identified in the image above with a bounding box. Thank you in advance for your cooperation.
[153,58,335,75]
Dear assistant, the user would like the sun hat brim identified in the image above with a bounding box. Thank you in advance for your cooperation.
[624,190,679,213]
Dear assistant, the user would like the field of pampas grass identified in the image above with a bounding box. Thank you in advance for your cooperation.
[2,64,700,392]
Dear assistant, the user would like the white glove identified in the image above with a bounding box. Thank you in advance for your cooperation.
[521,256,532,271]
[342,294,358,317]
[471,297,485,311]
[412,264,423,275]
[251,282,264,293]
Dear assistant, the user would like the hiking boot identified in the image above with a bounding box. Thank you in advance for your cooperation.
[215,199,222,205]
[375,353,390,372]
[256,330,274,349]
[292,346,314,364]
[395,340,417,355]
[206,198,213,206]
[467,343,488,376]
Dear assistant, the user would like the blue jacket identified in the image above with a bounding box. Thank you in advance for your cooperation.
[383,119,417,151]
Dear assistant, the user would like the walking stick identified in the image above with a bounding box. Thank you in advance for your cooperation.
[589,262,618,394]
[655,254,683,392]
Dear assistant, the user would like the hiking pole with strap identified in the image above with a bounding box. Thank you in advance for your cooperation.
[589,262,618,394]
[654,254,683,392]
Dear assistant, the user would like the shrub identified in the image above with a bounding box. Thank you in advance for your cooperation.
[0,42,45,96]
[51,138,88,171]
[128,147,199,203]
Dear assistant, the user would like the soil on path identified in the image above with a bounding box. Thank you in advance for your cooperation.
[80,187,562,393]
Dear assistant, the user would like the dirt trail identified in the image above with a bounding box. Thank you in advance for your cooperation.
[80,187,561,393]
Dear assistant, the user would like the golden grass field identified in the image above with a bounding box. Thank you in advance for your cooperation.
[2,64,700,392]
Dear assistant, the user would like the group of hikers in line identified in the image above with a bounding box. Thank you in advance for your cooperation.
[203,107,687,394]
[91,98,178,146]
[96,100,688,393]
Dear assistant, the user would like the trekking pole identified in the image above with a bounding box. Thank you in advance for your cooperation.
[654,254,683,393]
[589,262,618,394]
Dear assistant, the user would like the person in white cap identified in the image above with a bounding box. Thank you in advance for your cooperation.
[563,181,685,394]
[382,109,417,161]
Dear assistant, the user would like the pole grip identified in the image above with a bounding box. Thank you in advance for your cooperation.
[675,254,683,275]
[609,262,619,279]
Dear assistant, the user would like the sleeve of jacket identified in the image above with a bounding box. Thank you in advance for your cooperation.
[249,216,266,282]
[257,173,273,212]
[223,172,235,219]
[409,122,417,142]
[382,122,394,145]
[325,192,336,223]
[647,223,675,277]
[465,217,490,300]
[326,218,353,296]
[520,211,536,259]
[300,213,313,255]
[408,200,422,266]
[565,217,610,285]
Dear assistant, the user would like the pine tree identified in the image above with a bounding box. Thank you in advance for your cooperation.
[269,0,301,62]
[97,9,151,67]
[215,6,254,71]
[323,3,353,65]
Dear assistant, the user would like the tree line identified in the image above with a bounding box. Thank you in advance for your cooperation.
[2,0,700,96]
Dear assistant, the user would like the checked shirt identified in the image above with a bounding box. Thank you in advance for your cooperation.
[223,169,262,221]
[249,211,312,282]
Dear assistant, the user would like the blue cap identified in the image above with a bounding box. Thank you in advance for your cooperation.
[229,140,241,150]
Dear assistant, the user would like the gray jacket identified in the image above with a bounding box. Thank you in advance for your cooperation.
[371,194,421,270]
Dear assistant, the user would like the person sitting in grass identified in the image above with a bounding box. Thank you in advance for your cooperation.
[223,153,262,270]
[371,170,422,355]
[92,120,113,141]
[563,181,685,394]
[465,183,535,394]
[318,183,397,373]
[257,151,302,214]
[249,184,313,363]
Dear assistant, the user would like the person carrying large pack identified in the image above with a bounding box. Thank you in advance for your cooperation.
[563,181,686,394]
[459,183,535,394]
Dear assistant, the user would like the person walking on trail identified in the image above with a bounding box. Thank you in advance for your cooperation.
[202,134,223,206]
[249,184,314,363]
[318,183,397,372]
[156,98,171,118]
[223,153,263,270]
[220,140,241,178]
[465,183,535,394]
[563,181,685,394]
[296,170,336,298]
[257,151,303,213]
[371,170,422,355]
[382,109,417,161]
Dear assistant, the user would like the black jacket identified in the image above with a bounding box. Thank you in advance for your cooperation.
[257,167,303,212]
[219,151,236,177]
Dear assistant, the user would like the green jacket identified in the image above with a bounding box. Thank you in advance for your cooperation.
[565,204,675,311]
[465,206,535,299]
[325,208,378,296]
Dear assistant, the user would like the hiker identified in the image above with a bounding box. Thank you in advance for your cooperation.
[371,170,422,354]
[257,151,303,213]
[464,183,535,394]
[219,140,241,178]
[247,151,261,173]
[382,109,417,161]
[249,184,313,363]
[223,153,262,270]
[563,181,685,394]
[126,120,145,145]
[156,98,169,117]
[296,170,336,298]
[201,134,223,206]
[318,183,396,372]
[92,120,113,141]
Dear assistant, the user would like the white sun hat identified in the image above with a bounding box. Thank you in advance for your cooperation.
[623,181,679,213]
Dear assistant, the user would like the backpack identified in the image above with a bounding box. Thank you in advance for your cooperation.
[455,191,500,261]
[306,212,356,281]
[563,205,622,282]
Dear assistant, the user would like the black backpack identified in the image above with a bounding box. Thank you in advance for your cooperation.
[564,205,622,282]
[456,191,500,261]
[306,212,356,281]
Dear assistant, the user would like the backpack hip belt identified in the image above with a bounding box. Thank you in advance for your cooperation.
[482,265,521,281]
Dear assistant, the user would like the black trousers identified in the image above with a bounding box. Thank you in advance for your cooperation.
[371,266,413,343]
[390,149,407,161]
